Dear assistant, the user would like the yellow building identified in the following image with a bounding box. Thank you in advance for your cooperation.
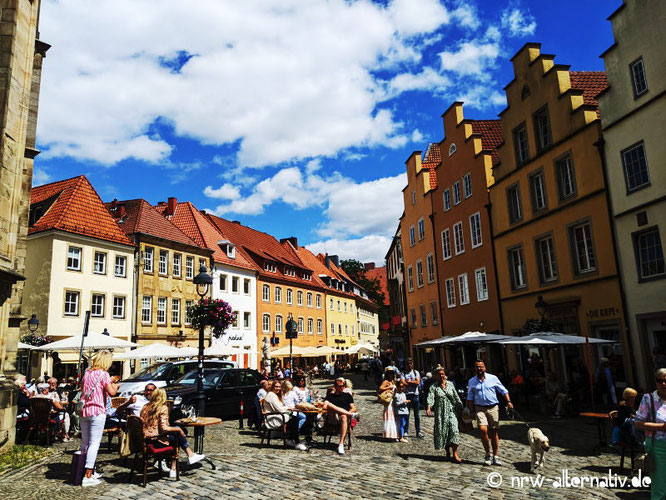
[109,199,212,356]
[489,43,632,385]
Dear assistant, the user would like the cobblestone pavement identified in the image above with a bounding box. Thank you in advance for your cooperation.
[0,375,651,499]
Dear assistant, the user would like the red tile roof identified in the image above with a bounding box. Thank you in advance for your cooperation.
[471,120,504,165]
[422,143,441,189]
[29,176,134,246]
[107,199,204,250]
[280,245,334,290]
[569,71,608,108]
[157,201,257,271]
[365,266,389,305]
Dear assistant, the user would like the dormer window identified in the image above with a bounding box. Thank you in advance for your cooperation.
[226,244,235,259]
[448,143,457,156]
[284,266,296,277]
[264,260,277,273]
[302,271,312,281]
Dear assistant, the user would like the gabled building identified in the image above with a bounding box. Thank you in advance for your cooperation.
[385,222,409,360]
[598,0,666,387]
[108,198,212,359]
[156,199,259,368]
[23,176,135,378]
[489,43,632,385]
[364,262,388,349]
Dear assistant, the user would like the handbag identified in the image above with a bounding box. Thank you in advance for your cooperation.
[378,389,394,405]
[68,451,86,486]
[75,370,98,417]
[119,430,131,457]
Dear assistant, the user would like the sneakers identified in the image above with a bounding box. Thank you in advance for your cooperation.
[492,456,502,466]
[155,460,170,473]
[81,476,101,487]
[484,455,493,466]
[188,453,205,465]
[337,444,345,455]
[169,469,177,479]
[295,443,308,451]
[92,471,103,480]
[417,432,425,439]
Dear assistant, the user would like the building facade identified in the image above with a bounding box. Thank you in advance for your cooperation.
[385,223,410,362]
[489,43,632,386]
[598,0,666,387]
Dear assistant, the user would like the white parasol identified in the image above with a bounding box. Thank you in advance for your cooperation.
[114,342,193,360]
[32,331,139,351]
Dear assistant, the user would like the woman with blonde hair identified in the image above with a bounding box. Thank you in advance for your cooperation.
[140,388,204,478]
[78,350,119,487]
[635,368,666,499]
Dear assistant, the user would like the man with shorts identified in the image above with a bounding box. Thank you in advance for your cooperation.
[467,360,512,465]
[324,377,360,455]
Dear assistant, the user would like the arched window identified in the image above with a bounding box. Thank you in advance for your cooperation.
[448,143,457,156]
[262,314,270,333]
[275,314,283,333]
[317,319,323,334]
[262,284,270,302]
[307,318,314,335]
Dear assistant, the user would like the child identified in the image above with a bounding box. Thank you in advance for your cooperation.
[394,381,410,442]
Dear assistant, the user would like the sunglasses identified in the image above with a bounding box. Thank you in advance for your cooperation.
[657,379,666,385]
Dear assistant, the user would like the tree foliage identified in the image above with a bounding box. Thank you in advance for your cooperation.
[340,259,386,308]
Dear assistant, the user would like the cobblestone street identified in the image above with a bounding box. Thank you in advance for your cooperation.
[1,375,650,499]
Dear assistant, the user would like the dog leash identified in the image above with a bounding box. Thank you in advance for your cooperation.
[506,406,532,429]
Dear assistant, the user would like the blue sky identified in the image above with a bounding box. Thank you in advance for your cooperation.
[34,0,620,264]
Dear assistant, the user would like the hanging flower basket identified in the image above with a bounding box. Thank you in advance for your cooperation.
[187,298,237,338]
[21,333,52,347]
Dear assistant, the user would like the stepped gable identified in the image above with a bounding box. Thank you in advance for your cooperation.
[422,142,441,189]
[107,198,202,249]
[471,119,503,165]
[156,201,256,271]
[29,175,133,246]
[365,266,388,305]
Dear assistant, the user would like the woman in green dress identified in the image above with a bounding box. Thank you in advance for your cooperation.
[426,367,463,462]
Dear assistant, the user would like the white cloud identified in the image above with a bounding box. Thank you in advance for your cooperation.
[307,235,393,266]
[439,40,500,76]
[454,86,506,110]
[411,129,424,143]
[32,168,51,186]
[203,183,241,200]
[501,8,536,37]
[385,67,450,98]
[38,0,454,168]
[451,4,480,29]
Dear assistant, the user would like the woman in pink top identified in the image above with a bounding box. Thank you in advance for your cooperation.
[79,350,119,487]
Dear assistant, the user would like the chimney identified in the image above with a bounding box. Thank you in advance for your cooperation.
[364,262,375,271]
[280,236,298,249]
[329,255,339,267]
[110,198,118,209]
[232,220,241,225]
[157,201,167,206]
[166,197,177,216]
[118,204,126,218]
[324,254,331,269]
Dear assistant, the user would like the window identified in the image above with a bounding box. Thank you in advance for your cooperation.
[453,222,465,255]
[441,229,451,260]
[284,266,296,277]
[274,286,282,304]
[297,317,304,334]
[67,247,82,271]
[307,318,314,335]
[262,284,270,302]
[297,291,303,306]
[306,292,313,307]
[329,298,334,310]
[443,189,451,211]
[407,265,414,291]
[141,296,152,323]
[219,274,227,292]
[533,105,552,152]
[536,235,558,283]
[262,314,270,333]
[317,319,323,335]
[316,294,322,309]
[570,222,596,274]
[529,170,547,212]
[344,302,347,313]
[409,226,415,246]
[463,173,472,198]
[113,296,125,319]
[430,302,439,325]
[555,154,576,200]
[243,279,251,295]
[91,293,105,317]
[243,312,251,329]
[157,297,167,324]
[416,260,424,288]
[417,218,425,241]
[622,141,650,192]
[114,255,127,277]
[475,268,489,301]
[286,288,293,305]
[419,305,427,327]
[93,251,106,274]
[143,247,154,272]
[173,253,181,277]
[185,300,193,325]
[64,290,80,316]
[635,228,665,280]
[411,189,416,205]
[630,57,648,97]
[445,278,455,308]
[232,276,239,293]
[513,122,529,163]
[172,298,181,325]
[509,246,527,289]
[302,271,311,281]
[158,250,168,275]
[331,323,335,335]
[507,184,522,223]
[426,254,435,283]
[185,256,194,279]
[458,274,470,305]
[275,315,283,333]
[337,300,341,311]
[453,181,461,205]
[449,143,456,156]
[338,324,342,335]
[264,260,276,273]
[469,212,482,248]
[410,308,417,328]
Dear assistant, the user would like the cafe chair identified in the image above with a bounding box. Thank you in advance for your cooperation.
[25,398,57,447]
[126,415,180,487]
[259,400,288,448]
[102,397,129,452]
[608,410,641,474]
[319,413,353,450]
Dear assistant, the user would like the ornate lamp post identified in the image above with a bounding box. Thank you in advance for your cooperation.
[535,295,548,322]
[26,314,39,377]
[193,262,213,421]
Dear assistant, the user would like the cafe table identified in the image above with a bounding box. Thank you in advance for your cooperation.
[579,412,611,454]
[176,417,222,469]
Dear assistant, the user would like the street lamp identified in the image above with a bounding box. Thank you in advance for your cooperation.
[27,313,39,333]
[285,313,297,376]
[535,295,548,320]
[193,262,212,424]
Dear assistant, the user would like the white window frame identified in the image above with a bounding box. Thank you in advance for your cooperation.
[262,314,270,333]
[114,255,127,278]
[173,253,181,277]
[243,312,251,329]
[469,212,482,248]
[453,221,465,255]
[157,297,167,325]
[417,218,425,241]
[297,291,303,306]
[141,296,152,324]
[286,288,293,305]
[144,248,155,273]
[509,246,527,289]
[171,298,181,325]
[630,57,648,97]
[274,286,282,304]
[453,181,461,205]
[409,226,415,247]
[407,265,414,292]
[93,251,107,275]
[317,319,323,335]
[185,300,193,325]
[307,318,314,335]
[415,260,424,288]
[475,267,489,302]
[185,256,194,279]
[64,290,80,316]
[430,301,439,325]
[426,253,435,283]
[262,284,270,302]
[316,294,322,309]
[443,189,451,211]
[441,229,451,260]
[458,274,470,305]
[411,189,416,205]
[537,235,558,283]
[113,295,126,319]
[307,292,313,307]
[67,246,82,271]
[571,222,596,274]
[463,172,472,198]
[158,250,168,275]
[91,293,105,317]
[232,276,239,294]
[275,315,283,334]
[445,278,455,308]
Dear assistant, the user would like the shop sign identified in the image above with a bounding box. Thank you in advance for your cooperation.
[586,307,619,319]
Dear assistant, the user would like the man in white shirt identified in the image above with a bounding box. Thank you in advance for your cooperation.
[402,360,424,439]
[118,383,156,416]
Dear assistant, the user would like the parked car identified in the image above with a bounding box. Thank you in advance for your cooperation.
[117,359,236,396]
[165,368,262,419]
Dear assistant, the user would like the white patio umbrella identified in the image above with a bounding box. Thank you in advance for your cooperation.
[491,332,616,345]
[312,345,339,356]
[270,345,308,357]
[415,331,513,346]
[204,343,237,357]
[17,341,34,350]
[114,342,191,360]
[346,342,378,355]
[33,331,139,351]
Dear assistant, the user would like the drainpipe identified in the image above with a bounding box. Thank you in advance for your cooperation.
[484,201,505,334]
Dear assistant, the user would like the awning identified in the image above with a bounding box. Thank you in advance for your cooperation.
[346,342,378,355]
[17,342,34,350]
[114,343,193,360]
[33,331,138,351]
[490,331,618,345]
[414,331,512,347]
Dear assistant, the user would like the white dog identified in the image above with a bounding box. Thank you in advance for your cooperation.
[528,428,550,473]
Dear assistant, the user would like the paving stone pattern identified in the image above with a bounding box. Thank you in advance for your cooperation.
[0,375,650,499]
